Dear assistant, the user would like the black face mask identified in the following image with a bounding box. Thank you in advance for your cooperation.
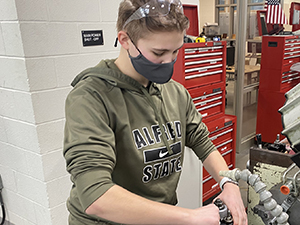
[128,49,177,84]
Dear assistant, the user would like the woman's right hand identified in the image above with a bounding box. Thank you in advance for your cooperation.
[189,203,220,225]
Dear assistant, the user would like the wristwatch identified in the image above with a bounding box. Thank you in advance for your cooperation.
[219,177,239,191]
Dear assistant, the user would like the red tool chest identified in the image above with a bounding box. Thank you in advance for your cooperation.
[173,41,226,89]
[202,115,237,202]
[173,41,227,123]
[173,41,237,202]
[257,35,300,143]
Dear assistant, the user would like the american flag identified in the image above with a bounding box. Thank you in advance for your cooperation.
[265,0,288,24]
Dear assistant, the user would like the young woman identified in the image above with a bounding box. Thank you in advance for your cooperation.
[63,0,247,224]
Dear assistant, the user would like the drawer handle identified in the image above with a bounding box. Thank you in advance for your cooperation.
[192,91,222,101]
[186,70,223,80]
[194,96,222,107]
[216,139,233,149]
[210,128,233,141]
[197,102,222,111]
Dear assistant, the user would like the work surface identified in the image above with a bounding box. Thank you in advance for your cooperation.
[226,65,261,74]
[226,65,261,106]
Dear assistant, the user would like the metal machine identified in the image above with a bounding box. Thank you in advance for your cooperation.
[220,168,290,225]
[220,83,300,224]
[279,82,300,154]
[250,161,300,225]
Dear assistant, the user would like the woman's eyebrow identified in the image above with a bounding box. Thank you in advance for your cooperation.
[152,44,184,52]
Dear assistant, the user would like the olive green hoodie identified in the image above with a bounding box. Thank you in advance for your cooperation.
[63,59,216,224]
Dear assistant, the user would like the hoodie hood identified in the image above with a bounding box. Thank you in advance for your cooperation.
[71,59,162,95]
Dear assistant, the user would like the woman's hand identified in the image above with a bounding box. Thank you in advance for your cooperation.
[215,183,248,225]
[189,203,220,225]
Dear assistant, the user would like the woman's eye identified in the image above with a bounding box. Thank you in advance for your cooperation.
[153,52,164,56]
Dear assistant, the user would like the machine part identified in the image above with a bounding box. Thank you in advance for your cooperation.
[281,163,300,196]
[254,182,300,225]
[278,83,300,152]
[267,143,286,153]
[220,168,290,225]
[256,134,262,149]
[214,198,233,225]
[281,194,297,212]
[260,162,300,225]
[282,163,296,184]
[275,134,280,144]
[281,180,293,195]
[253,205,274,225]
[291,153,300,169]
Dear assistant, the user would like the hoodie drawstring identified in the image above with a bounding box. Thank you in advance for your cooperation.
[141,87,174,155]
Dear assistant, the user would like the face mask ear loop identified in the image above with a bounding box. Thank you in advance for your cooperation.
[126,33,142,55]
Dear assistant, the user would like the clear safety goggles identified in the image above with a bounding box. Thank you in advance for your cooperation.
[123,0,184,29]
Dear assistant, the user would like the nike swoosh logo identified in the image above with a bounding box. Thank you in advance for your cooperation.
[159,150,169,158]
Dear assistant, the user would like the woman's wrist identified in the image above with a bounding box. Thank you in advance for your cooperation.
[219,177,239,191]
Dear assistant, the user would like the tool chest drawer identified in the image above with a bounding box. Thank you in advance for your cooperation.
[282,64,300,90]
[283,53,300,66]
[208,124,234,147]
[173,41,226,89]
[206,115,236,145]
[260,68,300,92]
[284,38,300,53]
[187,82,225,122]
[281,70,300,90]
[283,39,300,66]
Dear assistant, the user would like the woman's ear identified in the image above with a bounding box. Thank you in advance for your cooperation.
[117,31,130,50]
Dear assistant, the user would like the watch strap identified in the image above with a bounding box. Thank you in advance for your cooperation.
[220,177,239,191]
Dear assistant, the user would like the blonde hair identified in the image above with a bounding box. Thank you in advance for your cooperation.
[116,0,189,43]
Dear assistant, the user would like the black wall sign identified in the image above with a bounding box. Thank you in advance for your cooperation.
[82,30,104,47]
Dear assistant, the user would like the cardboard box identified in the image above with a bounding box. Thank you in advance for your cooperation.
[204,26,220,36]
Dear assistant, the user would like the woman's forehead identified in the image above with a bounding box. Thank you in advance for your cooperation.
[138,30,184,47]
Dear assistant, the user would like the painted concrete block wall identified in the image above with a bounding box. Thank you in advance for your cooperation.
[1,0,121,224]
[0,0,200,224]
